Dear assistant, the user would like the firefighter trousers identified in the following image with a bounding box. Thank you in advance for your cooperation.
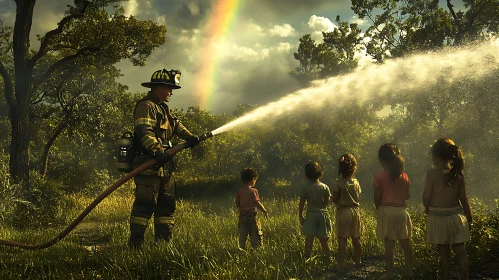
[129,174,175,247]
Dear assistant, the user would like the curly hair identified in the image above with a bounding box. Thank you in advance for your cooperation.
[305,162,323,181]
[338,153,357,179]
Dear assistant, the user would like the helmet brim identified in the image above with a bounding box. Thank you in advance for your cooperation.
[141,82,181,89]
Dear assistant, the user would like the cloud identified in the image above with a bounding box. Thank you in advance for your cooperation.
[350,15,368,26]
[245,0,351,23]
[187,2,200,16]
[307,15,337,42]
[269,24,296,37]
[124,0,139,17]
[308,15,336,32]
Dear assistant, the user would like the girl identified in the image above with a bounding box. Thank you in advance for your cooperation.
[299,162,332,260]
[374,143,413,280]
[423,138,472,280]
[332,154,362,270]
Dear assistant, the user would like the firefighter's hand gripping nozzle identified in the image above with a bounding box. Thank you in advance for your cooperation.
[198,131,214,142]
[164,131,214,158]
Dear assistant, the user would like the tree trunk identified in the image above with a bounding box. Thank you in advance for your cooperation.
[10,0,36,190]
[9,100,31,186]
[40,122,68,177]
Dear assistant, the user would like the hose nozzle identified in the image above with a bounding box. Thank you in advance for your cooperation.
[198,131,214,142]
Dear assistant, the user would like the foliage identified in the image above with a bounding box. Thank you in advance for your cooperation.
[0,0,166,187]
[0,151,28,226]
[290,17,364,85]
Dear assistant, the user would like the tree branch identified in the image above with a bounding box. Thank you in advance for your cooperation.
[366,13,400,49]
[29,0,94,67]
[57,82,68,113]
[32,46,100,93]
[0,60,16,108]
[464,0,492,34]
[30,106,60,120]
[447,0,464,42]
[31,88,49,104]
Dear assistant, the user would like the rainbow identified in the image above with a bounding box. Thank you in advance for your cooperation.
[194,0,245,110]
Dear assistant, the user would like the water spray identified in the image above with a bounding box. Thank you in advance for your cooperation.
[0,132,214,250]
[211,40,499,135]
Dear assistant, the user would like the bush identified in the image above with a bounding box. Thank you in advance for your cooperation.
[11,172,75,229]
[0,151,30,226]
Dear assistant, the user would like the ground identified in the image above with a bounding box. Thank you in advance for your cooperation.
[0,194,498,279]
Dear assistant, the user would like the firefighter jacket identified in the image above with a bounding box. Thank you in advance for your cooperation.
[133,92,194,176]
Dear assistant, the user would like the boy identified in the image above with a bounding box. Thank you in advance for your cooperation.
[299,162,332,259]
[235,168,269,249]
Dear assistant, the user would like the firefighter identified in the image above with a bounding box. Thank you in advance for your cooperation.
[129,69,199,248]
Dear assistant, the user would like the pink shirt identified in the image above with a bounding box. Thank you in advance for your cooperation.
[235,187,260,216]
[373,170,410,207]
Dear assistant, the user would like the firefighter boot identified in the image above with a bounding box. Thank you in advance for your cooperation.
[154,216,174,242]
[128,223,147,249]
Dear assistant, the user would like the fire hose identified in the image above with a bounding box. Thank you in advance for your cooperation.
[0,132,213,250]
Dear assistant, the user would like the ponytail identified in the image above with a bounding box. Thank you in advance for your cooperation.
[447,144,465,182]
[378,143,405,181]
[431,138,465,185]
[388,154,405,181]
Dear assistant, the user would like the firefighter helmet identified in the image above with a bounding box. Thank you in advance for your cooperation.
[141,69,182,89]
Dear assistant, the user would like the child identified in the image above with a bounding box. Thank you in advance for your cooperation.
[235,168,269,249]
[299,162,332,260]
[332,154,362,270]
[423,138,472,280]
[374,143,413,280]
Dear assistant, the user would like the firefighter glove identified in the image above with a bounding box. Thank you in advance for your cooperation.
[185,135,200,148]
[155,149,171,165]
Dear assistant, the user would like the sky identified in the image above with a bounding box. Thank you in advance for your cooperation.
[0,0,371,114]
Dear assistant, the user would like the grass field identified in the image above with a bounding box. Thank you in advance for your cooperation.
[0,185,498,280]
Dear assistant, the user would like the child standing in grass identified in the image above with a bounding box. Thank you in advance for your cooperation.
[423,138,472,280]
[299,162,332,260]
[235,168,269,249]
[374,143,413,280]
[332,154,362,270]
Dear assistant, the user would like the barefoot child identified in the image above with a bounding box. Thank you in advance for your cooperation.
[374,143,414,279]
[423,138,472,280]
[332,154,362,270]
[299,162,332,259]
[235,168,269,249]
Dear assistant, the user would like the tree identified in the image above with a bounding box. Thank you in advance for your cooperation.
[290,17,364,85]
[0,0,166,192]
[351,0,499,61]
[30,61,128,177]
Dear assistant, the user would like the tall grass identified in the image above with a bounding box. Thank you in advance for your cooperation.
[0,151,30,226]
[0,190,497,279]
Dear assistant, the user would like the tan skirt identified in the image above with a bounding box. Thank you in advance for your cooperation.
[426,207,470,245]
[336,207,362,238]
[376,206,412,240]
